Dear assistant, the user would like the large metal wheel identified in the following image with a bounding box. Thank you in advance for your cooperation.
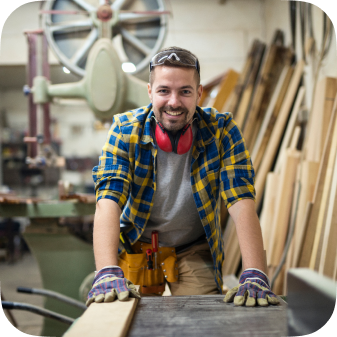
[42,0,168,79]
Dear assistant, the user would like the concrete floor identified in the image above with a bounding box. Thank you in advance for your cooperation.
[0,252,43,336]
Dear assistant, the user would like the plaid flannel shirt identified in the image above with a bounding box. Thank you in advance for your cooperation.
[92,103,256,293]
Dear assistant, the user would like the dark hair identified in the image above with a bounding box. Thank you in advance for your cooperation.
[149,46,200,86]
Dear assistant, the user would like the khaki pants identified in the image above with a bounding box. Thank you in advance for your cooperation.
[167,242,219,296]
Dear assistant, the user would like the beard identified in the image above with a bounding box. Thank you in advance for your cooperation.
[156,105,191,133]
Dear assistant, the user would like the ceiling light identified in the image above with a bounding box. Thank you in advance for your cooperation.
[63,67,70,74]
[122,62,136,73]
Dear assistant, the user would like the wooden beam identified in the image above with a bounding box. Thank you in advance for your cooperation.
[309,96,337,270]
[227,40,263,117]
[254,60,304,209]
[305,78,337,162]
[251,66,293,171]
[212,69,239,112]
[274,87,305,173]
[291,162,319,267]
[243,45,292,149]
[234,42,266,128]
[260,172,279,263]
[299,96,337,268]
[64,295,139,337]
[319,147,337,277]
[269,149,301,267]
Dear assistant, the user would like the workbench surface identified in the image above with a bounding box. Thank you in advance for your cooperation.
[127,295,287,337]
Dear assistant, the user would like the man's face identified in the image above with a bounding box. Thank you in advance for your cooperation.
[148,66,203,133]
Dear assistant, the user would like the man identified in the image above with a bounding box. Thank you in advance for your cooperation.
[87,47,279,307]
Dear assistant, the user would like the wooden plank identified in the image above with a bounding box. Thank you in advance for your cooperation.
[227,40,262,117]
[260,172,279,263]
[212,69,239,112]
[251,66,294,171]
[274,87,305,173]
[283,165,301,294]
[234,42,266,128]
[334,247,337,281]
[243,45,291,149]
[319,147,337,277]
[199,71,228,107]
[254,60,304,209]
[299,98,337,267]
[309,100,337,270]
[128,295,287,337]
[64,295,139,337]
[291,161,319,267]
[305,77,337,161]
[269,149,301,267]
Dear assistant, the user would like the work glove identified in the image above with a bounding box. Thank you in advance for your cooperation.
[86,266,141,307]
[223,268,279,307]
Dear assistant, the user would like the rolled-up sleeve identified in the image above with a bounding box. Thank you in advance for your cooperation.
[220,115,255,208]
[92,117,132,209]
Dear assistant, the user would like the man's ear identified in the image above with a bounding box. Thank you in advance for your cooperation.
[147,83,152,102]
[197,84,203,105]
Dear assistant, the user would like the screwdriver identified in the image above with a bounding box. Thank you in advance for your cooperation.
[119,232,134,254]
[151,231,158,269]
[146,249,153,270]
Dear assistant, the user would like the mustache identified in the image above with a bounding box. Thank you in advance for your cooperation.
[159,106,189,113]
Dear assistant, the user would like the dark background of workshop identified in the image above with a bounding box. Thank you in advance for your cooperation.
[0,0,337,336]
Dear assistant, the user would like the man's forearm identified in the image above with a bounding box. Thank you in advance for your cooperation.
[228,199,266,273]
[93,198,121,270]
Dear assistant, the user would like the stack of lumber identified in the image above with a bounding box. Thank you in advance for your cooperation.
[205,30,337,294]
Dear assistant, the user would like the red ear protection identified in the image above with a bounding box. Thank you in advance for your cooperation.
[155,122,193,155]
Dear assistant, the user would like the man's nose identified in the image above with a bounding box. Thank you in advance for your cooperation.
[167,92,180,107]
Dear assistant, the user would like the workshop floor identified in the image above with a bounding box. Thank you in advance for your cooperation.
[0,252,43,336]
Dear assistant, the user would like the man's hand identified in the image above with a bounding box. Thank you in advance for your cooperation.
[86,266,141,307]
[223,269,279,307]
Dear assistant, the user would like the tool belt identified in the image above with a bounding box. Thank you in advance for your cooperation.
[118,241,178,295]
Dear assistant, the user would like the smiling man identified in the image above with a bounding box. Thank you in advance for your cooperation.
[88,47,279,308]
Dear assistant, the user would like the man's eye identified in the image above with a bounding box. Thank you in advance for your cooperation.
[182,90,191,95]
[158,89,168,93]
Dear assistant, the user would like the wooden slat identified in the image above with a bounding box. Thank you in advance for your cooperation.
[274,87,305,173]
[251,66,293,171]
[334,247,337,281]
[283,164,301,294]
[260,172,279,263]
[243,44,291,149]
[319,148,337,277]
[64,295,139,337]
[305,77,337,162]
[254,60,304,208]
[212,69,239,112]
[227,40,262,117]
[234,42,266,128]
[299,97,337,267]
[269,149,301,267]
[309,98,337,270]
[291,161,319,267]
[199,71,228,107]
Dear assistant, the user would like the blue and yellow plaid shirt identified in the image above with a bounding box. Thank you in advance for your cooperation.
[92,103,255,293]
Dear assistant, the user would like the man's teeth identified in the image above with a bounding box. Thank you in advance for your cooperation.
[165,111,183,116]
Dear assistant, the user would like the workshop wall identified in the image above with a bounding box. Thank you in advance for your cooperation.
[0,1,58,65]
[0,0,267,191]
[163,0,266,81]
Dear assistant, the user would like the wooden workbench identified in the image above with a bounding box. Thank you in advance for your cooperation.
[127,295,287,337]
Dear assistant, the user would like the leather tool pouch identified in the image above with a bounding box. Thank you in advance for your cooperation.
[118,241,178,295]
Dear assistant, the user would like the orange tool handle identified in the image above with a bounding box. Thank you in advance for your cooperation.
[146,249,153,270]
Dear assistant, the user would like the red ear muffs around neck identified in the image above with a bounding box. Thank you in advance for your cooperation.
[155,122,193,155]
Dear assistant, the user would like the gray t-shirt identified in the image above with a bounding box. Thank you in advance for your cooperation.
[141,122,205,247]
